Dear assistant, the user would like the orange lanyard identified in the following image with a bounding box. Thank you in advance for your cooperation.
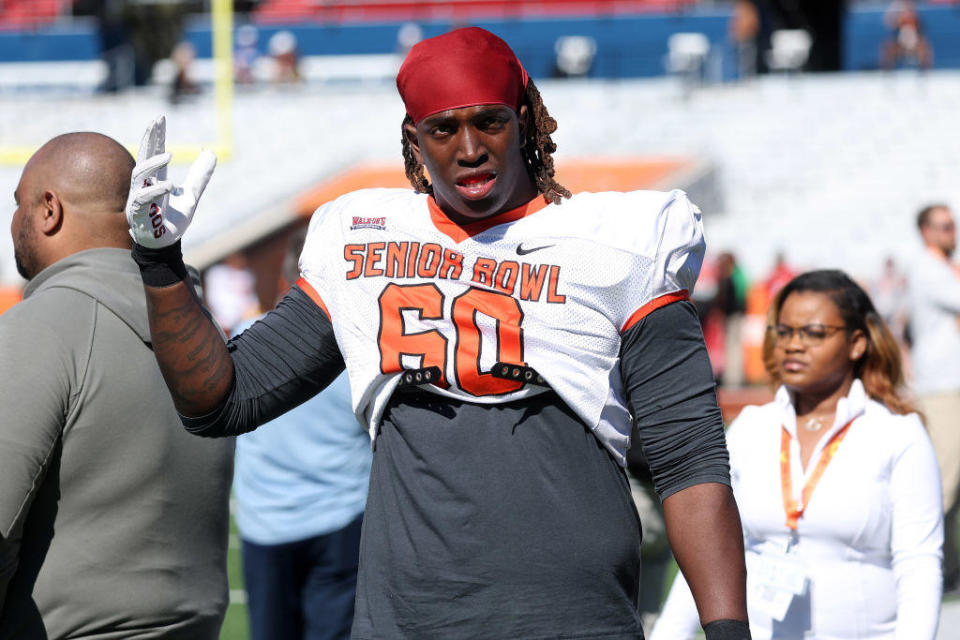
[779,419,854,531]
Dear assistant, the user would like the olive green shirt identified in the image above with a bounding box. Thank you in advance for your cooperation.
[0,248,234,639]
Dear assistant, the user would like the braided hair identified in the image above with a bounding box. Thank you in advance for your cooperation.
[401,78,571,204]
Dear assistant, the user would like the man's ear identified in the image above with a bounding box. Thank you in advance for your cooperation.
[403,121,422,164]
[39,190,63,235]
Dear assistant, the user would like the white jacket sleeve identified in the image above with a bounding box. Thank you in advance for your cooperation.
[649,571,701,640]
[891,415,943,640]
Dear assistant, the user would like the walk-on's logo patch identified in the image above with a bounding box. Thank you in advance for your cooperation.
[351,216,387,231]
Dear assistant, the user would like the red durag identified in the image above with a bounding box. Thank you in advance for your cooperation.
[396,27,528,124]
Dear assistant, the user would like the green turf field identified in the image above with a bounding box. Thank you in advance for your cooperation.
[220,516,249,640]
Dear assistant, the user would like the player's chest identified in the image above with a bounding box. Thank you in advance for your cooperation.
[332,233,620,396]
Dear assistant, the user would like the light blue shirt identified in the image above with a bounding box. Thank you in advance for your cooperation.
[232,321,372,545]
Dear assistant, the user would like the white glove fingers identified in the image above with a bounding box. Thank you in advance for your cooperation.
[154,117,168,181]
[132,181,173,207]
[182,150,217,202]
[126,117,204,250]
[136,116,167,181]
[131,152,172,185]
[136,115,166,160]
[135,118,155,161]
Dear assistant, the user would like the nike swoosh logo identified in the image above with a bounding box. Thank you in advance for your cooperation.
[516,243,555,256]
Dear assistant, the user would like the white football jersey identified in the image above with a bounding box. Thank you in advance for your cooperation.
[299,188,704,463]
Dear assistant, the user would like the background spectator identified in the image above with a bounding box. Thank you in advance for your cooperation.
[235,24,260,84]
[169,40,200,104]
[882,0,933,70]
[715,251,748,386]
[204,252,260,335]
[730,0,761,78]
[765,251,797,299]
[871,256,908,346]
[0,132,233,638]
[653,270,942,639]
[908,203,960,595]
[268,30,301,84]
[233,229,372,640]
[77,0,190,89]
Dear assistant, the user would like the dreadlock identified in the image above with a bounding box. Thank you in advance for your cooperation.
[522,79,571,204]
[401,78,571,204]
[402,113,432,194]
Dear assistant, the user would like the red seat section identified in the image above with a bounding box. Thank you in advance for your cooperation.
[254,0,696,24]
[0,0,72,29]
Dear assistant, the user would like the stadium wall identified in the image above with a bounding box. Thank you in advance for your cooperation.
[1,6,960,77]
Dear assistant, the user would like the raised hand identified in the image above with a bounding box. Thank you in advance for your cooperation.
[125,115,217,248]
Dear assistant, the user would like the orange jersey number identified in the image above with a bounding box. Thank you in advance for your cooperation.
[378,283,526,396]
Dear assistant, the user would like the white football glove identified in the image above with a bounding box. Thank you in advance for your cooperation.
[126,115,217,249]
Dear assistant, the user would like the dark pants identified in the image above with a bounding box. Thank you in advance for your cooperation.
[242,514,363,640]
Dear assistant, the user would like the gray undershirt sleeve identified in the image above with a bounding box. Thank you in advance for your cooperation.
[182,285,345,437]
[620,299,731,501]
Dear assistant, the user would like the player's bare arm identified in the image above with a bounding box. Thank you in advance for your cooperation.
[664,483,748,625]
[125,116,233,416]
[143,279,234,416]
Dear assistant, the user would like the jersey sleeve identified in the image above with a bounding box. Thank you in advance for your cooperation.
[298,198,345,319]
[620,299,730,500]
[621,190,705,333]
[181,286,345,437]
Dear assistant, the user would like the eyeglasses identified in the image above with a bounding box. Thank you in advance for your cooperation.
[768,323,847,347]
[927,222,956,233]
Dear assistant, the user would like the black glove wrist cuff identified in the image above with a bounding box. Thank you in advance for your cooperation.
[131,240,189,287]
[703,619,751,640]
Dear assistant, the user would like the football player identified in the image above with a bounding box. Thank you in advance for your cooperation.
[127,27,750,640]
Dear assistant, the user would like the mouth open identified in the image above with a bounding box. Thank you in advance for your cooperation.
[455,173,496,200]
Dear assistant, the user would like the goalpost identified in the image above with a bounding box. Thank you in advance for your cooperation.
[162,0,235,163]
[204,0,234,161]
[0,0,234,166]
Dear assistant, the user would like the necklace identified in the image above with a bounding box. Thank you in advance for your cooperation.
[802,416,825,432]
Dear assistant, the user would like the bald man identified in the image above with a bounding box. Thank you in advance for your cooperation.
[0,133,234,639]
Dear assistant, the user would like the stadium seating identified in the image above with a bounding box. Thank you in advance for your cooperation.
[254,0,696,23]
[0,0,71,29]
[3,69,960,289]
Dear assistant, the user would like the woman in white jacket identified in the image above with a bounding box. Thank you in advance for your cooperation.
[652,269,943,639]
